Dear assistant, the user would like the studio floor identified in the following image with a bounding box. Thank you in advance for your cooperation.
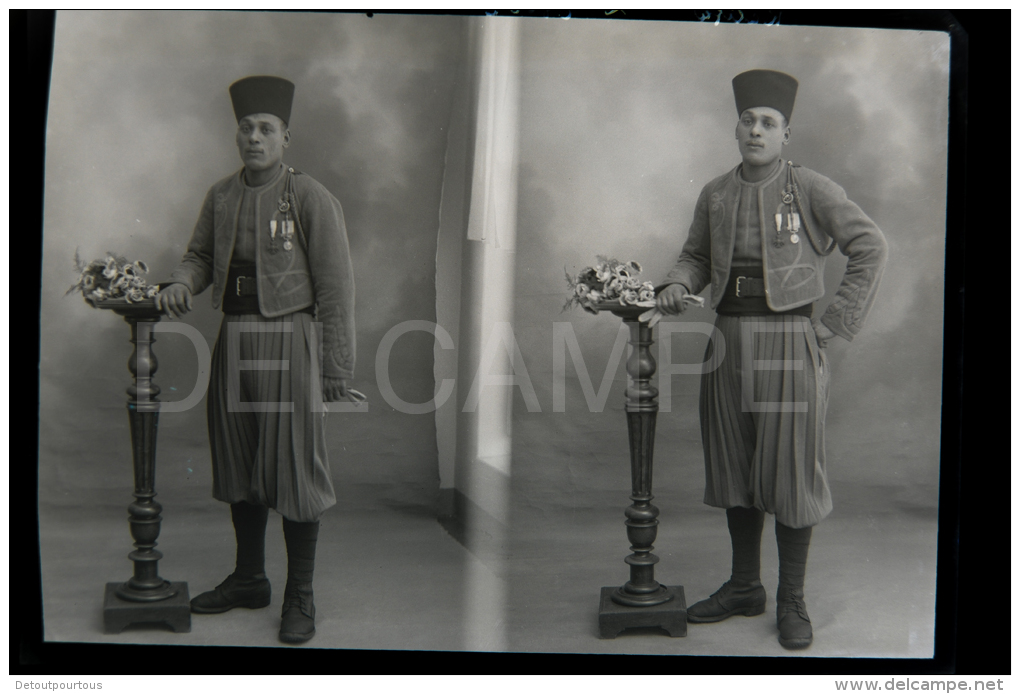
[39,479,937,658]
[504,485,938,658]
[38,383,938,658]
[502,385,940,658]
[38,482,472,651]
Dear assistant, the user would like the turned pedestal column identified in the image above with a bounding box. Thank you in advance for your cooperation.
[596,304,686,638]
[97,300,190,633]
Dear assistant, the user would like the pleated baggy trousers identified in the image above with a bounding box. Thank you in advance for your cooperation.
[206,312,336,523]
[700,313,831,529]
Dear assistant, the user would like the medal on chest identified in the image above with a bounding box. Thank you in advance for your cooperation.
[772,184,800,248]
[269,195,295,253]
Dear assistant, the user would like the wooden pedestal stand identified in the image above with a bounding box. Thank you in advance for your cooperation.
[596,304,686,638]
[96,300,190,633]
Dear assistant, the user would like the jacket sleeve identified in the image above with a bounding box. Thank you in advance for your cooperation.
[299,181,356,380]
[167,188,216,295]
[658,185,712,296]
[808,174,889,341]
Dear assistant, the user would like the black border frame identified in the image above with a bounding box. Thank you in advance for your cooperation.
[15,8,994,675]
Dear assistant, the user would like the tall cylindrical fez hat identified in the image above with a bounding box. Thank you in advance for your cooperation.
[229,76,295,124]
[732,69,798,122]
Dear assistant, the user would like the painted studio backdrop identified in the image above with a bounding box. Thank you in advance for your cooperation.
[39,11,473,649]
[508,20,949,656]
[38,12,950,656]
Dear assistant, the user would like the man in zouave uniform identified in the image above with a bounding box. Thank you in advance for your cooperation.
[156,75,356,644]
[656,69,887,649]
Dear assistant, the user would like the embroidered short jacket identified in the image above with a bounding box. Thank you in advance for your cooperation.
[168,165,356,379]
[660,161,888,340]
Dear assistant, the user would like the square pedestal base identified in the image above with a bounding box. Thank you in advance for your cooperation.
[103,582,192,634]
[598,585,687,638]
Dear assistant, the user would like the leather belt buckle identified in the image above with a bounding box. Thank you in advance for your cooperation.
[235,276,256,297]
[735,276,748,298]
[735,275,764,298]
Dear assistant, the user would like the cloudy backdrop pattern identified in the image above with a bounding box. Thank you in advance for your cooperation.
[511,19,949,500]
[41,11,466,506]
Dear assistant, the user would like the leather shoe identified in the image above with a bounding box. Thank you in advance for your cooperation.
[776,590,813,649]
[687,580,766,623]
[279,583,316,644]
[190,573,271,614]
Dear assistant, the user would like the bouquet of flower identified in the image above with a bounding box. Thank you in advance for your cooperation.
[66,249,160,307]
[563,256,657,315]
[564,255,705,324]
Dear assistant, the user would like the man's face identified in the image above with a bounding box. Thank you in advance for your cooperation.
[735,107,790,168]
[236,113,290,173]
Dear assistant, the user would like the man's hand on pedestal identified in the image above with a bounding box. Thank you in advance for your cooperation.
[656,284,696,315]
[156,283,193,319]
